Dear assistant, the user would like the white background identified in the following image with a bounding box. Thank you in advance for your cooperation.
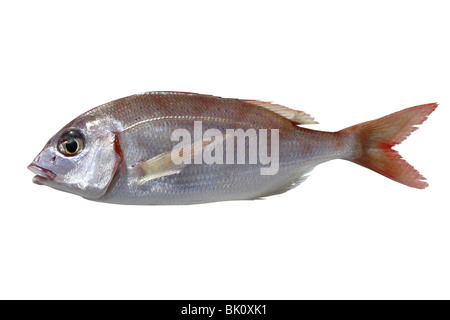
[1,0,449,299]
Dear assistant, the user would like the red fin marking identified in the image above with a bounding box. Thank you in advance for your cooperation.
[113,134,123,158]
[112,133,124,174]
[342,103,437,189]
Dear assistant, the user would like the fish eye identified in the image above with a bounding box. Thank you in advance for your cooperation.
[58,130,85,156]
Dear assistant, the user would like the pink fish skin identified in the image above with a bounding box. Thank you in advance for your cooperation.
[27,92,437,205]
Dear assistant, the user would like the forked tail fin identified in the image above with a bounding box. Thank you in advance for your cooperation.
[341,103,437,189]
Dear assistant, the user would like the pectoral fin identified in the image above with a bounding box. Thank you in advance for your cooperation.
[130,152,185,185]
[130,134,229,185]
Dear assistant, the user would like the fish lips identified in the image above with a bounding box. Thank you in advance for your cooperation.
[28,163,56,185]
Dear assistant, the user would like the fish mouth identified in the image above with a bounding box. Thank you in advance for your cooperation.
[28,163,56,185]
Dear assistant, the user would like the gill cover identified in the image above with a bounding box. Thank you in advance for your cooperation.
[68,131,122,199]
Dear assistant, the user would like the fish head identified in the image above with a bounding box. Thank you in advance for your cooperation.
[28,115,123,199]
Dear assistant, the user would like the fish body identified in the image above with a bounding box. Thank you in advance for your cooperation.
[28,92,436,205]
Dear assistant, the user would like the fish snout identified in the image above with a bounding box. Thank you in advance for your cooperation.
[28,163,56,185]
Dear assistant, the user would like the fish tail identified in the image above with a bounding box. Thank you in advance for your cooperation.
[340,103,437,189]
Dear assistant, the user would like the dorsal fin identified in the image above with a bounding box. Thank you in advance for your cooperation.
[136,92,318,125]
[245,100,318,125]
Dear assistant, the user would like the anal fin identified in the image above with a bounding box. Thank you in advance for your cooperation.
[257,168,312,199]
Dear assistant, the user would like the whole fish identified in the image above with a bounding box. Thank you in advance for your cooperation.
[28,92,436,205]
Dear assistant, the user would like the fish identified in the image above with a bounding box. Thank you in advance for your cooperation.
[28,91,437,205]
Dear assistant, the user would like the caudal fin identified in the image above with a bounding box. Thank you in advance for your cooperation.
[341,103,437,189]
